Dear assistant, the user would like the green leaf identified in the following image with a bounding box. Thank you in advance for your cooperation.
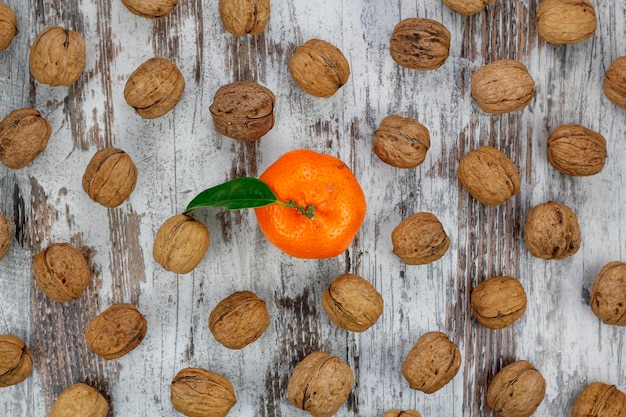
[184,177,279,213]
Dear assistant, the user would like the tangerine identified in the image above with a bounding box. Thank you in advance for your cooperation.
[254,149,366,259]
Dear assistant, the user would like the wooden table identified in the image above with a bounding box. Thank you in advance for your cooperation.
[1,0,625,416]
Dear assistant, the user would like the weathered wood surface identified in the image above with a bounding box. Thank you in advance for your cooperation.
[1,0,625,416]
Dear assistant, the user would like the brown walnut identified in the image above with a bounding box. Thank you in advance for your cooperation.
[0,108,52,169]
[381,410,422,417]
[210,81,275,141]
[537,0,597,44]
[49,382,109,417]
[208,290,270,349]
[604,56,626,111]
[442,0,494,16]
[29,26,86,86]
[321,273,384,332]
[0,2,18,51]
[0,335,34,387]
[170,367,237,417]
[401,331,461,394]
[547,124,607,176]
[471,59,535,114]
[457,145,521,206]
[82,148,138,208]
[590,261,626,326]
[0,213,11,261]
[524,201,581,260]
[487,360,546,417]
[219,0,270,36]
[373,115,431,168]
[390,18,451,71]
[32,242,91,302]
[121,0,178,18]
[85,303,148,360]
[392,212,450,265]
[153,214,210,274]
[288,39,350,98]
[288,351,354,417]
[471,276,527,329]
[571,382,626,417]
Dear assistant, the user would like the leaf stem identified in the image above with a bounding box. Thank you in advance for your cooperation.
[276,200,316,220]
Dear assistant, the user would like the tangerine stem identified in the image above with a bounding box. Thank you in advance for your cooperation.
[276,200,315,220]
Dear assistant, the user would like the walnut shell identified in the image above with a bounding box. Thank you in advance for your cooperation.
[487,360,546,417]
[537,0,597,44]
[124,57,185,119]
[29,26,86,86]
[288,39,350,98]
[0,335,34,387]
[0,2,18,51]
[373,115,431,168]
[471,276,527,329]
[571,382,626,417]
[524,201,581,260]
[82,148,138,208]
[471,59,535,114]
[457,145,521,206]
[32,242,91,302]
[547,124,607,176]
[321,273,384,332]
[85,303,148,360]
[0,213,11,261]
[121,0,178,18]
[401,331,461,394]
[219,0,270,36]
[381,410,422,417]
[49,382,109,417]
[391,212,450,265]
[442,0,494,16]
[209,81,275,141]
[390,18,451,71]
[287,351,354,417]
[590,261,626,326]
[604,56,626,111]
[153,214,210,274]
[0,108,52,169]
[208,290,270,349]
[170,367,237,417]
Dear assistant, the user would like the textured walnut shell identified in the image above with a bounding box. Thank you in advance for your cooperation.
[471,276,527,329]
[590,262,626,326]
[219,0,270,36]
[0,335,34,387]
[0,213,11,261]
[442,0,494,16]
[32,242,91,302]
[29,26,86,86]
[487,360,546,417]
[0,3,18,51]
[210,81,275,141]
[288,351,354,417]
[457,145,521,206]
[124,57,185,119]
[85,303,147,360]
[171,368,237,417]
[381,410,422,417]
[392,212,450,265]
[604,57,626,111]
[49,383,109,417]
[321,273,384,332]
[571,382,626,417]
[401,331,461,394]
[471,59,535,114]
[524,201,581,260]
[390,18,451,71]
[288,39,350,98]
[153,214,210,274]
[373,115,431,168]
[208,290,270,349]
[537,0,597,44]
[82,148,138,208]
[547,125,607,176]
[0,108,52,169]
[121,0,178,18]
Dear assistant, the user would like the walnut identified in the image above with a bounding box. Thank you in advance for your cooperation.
[170,367,237,417]
[208,290,270,349]
[82,148,138,208]
[547,124,607,176]
[537,0,597,44]
[401,331,461,394]
[391,212,450,265]
[0,2,18,51]
[49,382,109,417]
[571,382,626,417]
[457,145,521,206]
[0,335,33,387]
[288,39,350,98]
[85,303,148,360]
[153,214,210,274]
[29,26,86,86]
[373,115,431,169]
[124,57,185,119]
[487,360,546,417]
[604,56,626,111]
[0,108,52,169]
[32,242,91,302]
[121,0,178,18]
[471,59,535,114]
[219,0,270,36]
[471,276,527,329]
[209,81,275,141]
[524,201,581,260]
[442,0,494,16]
[590,261,626,326]
[381,410,422,417]
[390,18,451,71]
[287,351,354,417]
[321,273,384,332]
[0,213,11,261]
